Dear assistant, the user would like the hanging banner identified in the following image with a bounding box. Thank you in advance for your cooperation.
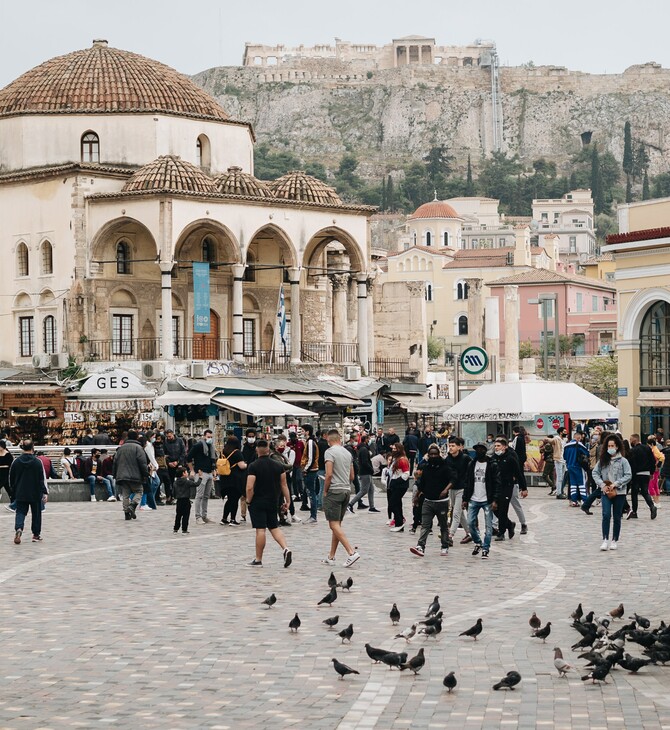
[193,262,211,334]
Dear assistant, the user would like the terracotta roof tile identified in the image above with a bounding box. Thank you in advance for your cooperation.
[122,155,217,194]
[442,247,513,269]
[214,166,271,198]
[269,170,342,205]
[606,226,670,244]
[485,267,616,290]
[386,244,454,258]
[409,200,461,220]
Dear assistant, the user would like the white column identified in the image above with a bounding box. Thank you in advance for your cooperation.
[356,273,369,373]
[160,262,173,361]
[485,296,500,382]
[232,263,245,364]
[330,274,349,347]
[504,285,520,382]
[289,267,301,364]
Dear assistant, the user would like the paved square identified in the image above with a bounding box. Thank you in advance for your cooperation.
[0,492,669,729]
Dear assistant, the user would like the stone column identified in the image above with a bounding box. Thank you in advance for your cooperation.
[289,267,301,364]
[356,273,369,373]
[484,296,500,382]
[504,285,520,382]
[160,262,174,360]
[465,277,483,348]
[231,264,245,364]
[330,274,349,351]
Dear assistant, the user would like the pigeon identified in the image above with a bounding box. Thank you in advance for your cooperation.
[493,670,522,690]
[419,620,442,638]
[390,603,401,625]
[619,654,651,673]
[529,612,542,634]
[459,618,483,641]
[420,612,443,627]
[628,631,657,649]
[610,621,636,641]
[318,587,337,606]
[572,621,596,638]
[395,624,417,642]
[399,648,425,674]
[379,651,407,670]
[630,613,651,629]
[338,623,354,644]
[328,572,338,588]
[289,613,301,632]
[337,577,354,591]
[609,603,624,620]
[581,610,595,624]
[581,663,610,684]
[443,671,457,693]
[426,596,440,617]
[553,647,575,676]
[571,602,584,621]
[331,658,359,680]
[365,643,390,663]
[533,621,551,643]
[571,632,596,651]
[645,647,670,665]
[262,593,277,608]
[323,615,339,629]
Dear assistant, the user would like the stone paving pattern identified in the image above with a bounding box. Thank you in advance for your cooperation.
[0,492,669,729]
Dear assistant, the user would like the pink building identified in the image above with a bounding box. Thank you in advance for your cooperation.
[487,268,617,357]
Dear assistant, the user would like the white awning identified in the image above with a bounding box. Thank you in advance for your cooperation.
[155,391,211,407]
[327,396,366,407]
[391,395,452,414]
[276,392,326,404]
[211,395,317,418]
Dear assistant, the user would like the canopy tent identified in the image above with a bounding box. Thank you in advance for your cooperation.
[155,391,211,407]
[444,380,619,422]
[210,395,317,418]
[391,395,452,415]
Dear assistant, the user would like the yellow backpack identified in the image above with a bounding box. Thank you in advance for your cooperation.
[216,450,236,476]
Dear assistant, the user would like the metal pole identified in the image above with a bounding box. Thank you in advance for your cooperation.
[453,354,460,437]
[554,296,560,381]
[542,300,549,377]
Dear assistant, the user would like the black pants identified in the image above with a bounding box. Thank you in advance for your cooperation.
[412,493,425,528]
[631,474,654,514]
[494,492,513,536]
[221,480,239,521]
[174,498,191,532]
[15,499,42,537]
[157,468,171,500]
[388,479,408,527]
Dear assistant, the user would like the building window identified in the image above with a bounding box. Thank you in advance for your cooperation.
[112,314,134,356]
[196,134,211,170]
[640,301,670,389]
[116,241,131,274]
[202,237,216,263]
[458,315,468,336]
[499,238,505,247]
[456,281,469,300]
[472,239,478,249]
[41,241,53,275]
[443,231,449,247]
[425,283,433,302]
[592,295,598,312]
[81,132,100,163]
[43,315,57,354]
[412,231,417,246]
[569,236,577,253]
[242,318,256,356]
[425,231,432,247]
[16,243,29,277]
[19,316,34,357]
[576,292,583,313]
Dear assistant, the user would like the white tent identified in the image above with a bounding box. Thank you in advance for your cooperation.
[444,380,619,422]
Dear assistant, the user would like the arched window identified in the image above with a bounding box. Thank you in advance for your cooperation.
[425,230,432,247]
[43,315,57,354]
[425,283,433,302]
[116,241,131,275]
[41,240,53,275]
[81,132,100,163]
[202,236,216,263]
[458,315,469,336]
[196,134,211,170]
[456,280,469,300]
[17,243,29,277]
[244,252,256,282]
[640,301,670,389]
[412,231,417,246]
[443,231,450,247]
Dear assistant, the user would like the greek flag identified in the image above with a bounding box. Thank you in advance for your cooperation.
[277,285,287,347]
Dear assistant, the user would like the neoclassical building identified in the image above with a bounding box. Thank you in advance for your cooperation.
[0,41,374,370]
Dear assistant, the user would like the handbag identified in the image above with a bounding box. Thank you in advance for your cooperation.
[602,481,617,499]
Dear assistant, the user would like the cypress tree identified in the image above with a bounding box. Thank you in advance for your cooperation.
[591,144,605,214]
[386,174,395,212]
[465,154,475,196]
[623,121,633,177]
[642,170,650,200]
[625,176,633,203]
[381,176,387,210]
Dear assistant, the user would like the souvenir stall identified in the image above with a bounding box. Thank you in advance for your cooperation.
[0,385,65,443]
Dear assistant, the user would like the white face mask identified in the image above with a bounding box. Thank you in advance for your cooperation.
[247,437,255,444]
[205,438,213,445]
[607,447,617,456]
[494,447,504,455]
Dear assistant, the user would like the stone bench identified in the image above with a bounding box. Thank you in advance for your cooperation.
[44,480,116,502]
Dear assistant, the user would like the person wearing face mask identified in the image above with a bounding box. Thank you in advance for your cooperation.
[445,437,472,545]
[187,429,216,525]
[491,437,526,541]
[463,442,501,559]
[240,429,259,523]
[592,433,632,551]
[409,444,454,557]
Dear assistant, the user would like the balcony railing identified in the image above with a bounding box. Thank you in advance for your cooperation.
[244,350,292,372]
[85,338,231,362]
[301,342,359,364]
[368,357,412,378]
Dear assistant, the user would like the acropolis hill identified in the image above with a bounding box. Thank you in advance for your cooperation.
[192,36,670,179]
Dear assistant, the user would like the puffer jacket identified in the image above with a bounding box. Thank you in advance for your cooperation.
[592,454,632,495]
[112,439,149,484]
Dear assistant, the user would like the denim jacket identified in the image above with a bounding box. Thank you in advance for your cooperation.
[592,454,632,494]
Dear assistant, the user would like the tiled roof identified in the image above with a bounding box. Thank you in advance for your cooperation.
[606,226,670,244]
[386,244,454,258]
[442,247,513,269]
[409,200,460,220]
[214,166,272,198]
[269,170,342,205]
[581,252,614,264]
[0,162,133,184]
[485,267,616,290]
[122,156,217,194]
[0,40,231,122]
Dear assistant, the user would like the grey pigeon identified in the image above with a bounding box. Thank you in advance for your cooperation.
[533,622,552,643]
[553,647,575,676]
[459,618,483,641]
[420,611,443,627]
[390,603,401,625]
[365,643,390,663]
[619,654,651,673]
[289,613,301,632]
[493,670,522,690]
[262,593,277,608]
[419,621,441,638]
[630,613,651,629]
[571,602,583,621]
[318,587,337,606]
[395,624,417,642]
[323,615,339,629]
[328,572,337,588]
[581,663,610,683]
[443,671,457,692]
[337,577,354,591]
[529,612,541,634]
[426,596,440,617]
[380,651,408,670]
[399,648,425,674]
[331,658,359,679]
[338,623,354,644]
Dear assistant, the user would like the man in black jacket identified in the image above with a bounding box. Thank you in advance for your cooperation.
[10,440,48,544]
[409,444,454,557]
[462,442,500,558]
[113,429,149,520]
[491,436,526,541]
[349,434,378,512]
[445,437,472,545]
[403,428,419,474]
[187,429,216,525]
[628,433,658,520]
[165,429,186,492]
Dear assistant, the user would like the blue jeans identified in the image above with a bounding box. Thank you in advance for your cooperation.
[88,476,113,498]
[468,501,493,551]
[555,461,566,495]
[317,469,325,509]
[304,471,319,520]
[602,493,626,541]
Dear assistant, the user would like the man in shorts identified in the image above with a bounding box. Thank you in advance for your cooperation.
[322,429,360,568]
[245,439,292,568]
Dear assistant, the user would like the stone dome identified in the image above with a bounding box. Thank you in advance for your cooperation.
[214,166,272,198]
[269,170,342,206]
[122,155,217,194]
[409,200,461,220]
[0,40,229,121]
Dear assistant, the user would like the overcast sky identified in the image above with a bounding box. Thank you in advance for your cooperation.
[0,0,666,87]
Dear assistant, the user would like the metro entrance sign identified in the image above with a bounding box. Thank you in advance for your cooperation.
[460,346,489,375]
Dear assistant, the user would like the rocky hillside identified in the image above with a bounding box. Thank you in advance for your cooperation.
[192,62,670,181]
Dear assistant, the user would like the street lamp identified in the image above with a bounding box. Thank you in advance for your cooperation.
[527,293,560,380]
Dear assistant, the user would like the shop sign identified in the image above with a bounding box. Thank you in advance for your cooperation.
[460,347,489,375]
[64,412,85,423]
[79,369,153,398]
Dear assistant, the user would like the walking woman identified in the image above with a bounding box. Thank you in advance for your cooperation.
[387,443,410,533]
[219,436,247,525]
[592,433,632,551]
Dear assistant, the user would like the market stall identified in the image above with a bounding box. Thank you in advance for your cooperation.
[0,385,65,443]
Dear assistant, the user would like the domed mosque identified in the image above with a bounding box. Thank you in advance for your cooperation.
[0,41,374,375]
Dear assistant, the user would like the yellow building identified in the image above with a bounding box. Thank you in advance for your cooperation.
[579,253,616,283]
[604,197,670,438]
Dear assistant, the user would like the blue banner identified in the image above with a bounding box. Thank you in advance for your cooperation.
[193,262,210,334]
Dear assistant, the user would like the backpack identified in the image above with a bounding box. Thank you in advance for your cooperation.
[216,450,237,476]
[301,440,319,470]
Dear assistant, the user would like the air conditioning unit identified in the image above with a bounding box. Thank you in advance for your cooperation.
[344,365,361,381]
[32,353,50,369]
[50,353,69,369]
[190,362,206,379]
[142,361,164,380]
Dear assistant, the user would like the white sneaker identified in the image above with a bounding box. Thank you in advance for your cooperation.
[106,496,116,502]
[343,551,361,568]
[609,540,618,550]
[600,539,609,551]
[321,556,336,565]
[90,496,98,502]
[139,505,152,511]
[291,515,302,523]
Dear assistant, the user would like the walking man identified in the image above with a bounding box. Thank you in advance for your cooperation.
[301,424,321,523]
[187,429,216,525]
[322,429,360,568]
[113,429,149,520]
[492,437,526,541]
[553,427,567,499]
[462,442,500,559]
[246,439,292,568]
[10,440,48,544]
[628,433,658,520]
[445,437,472,545]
